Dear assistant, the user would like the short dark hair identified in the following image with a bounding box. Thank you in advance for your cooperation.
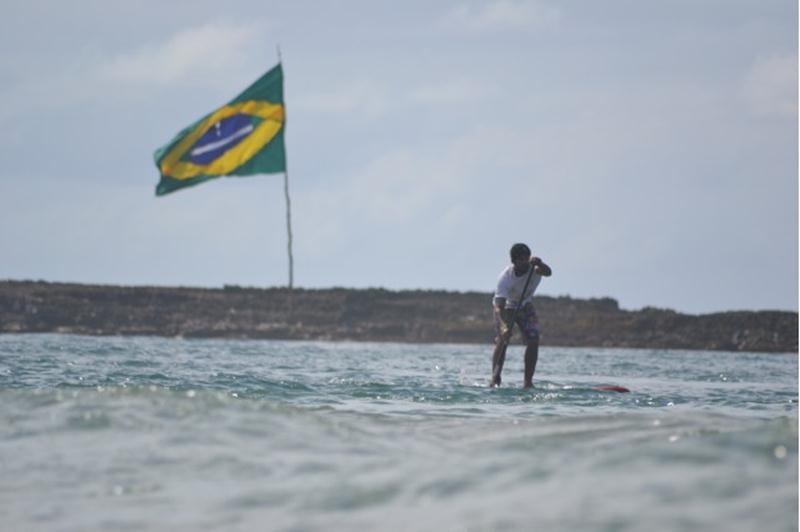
[510,243,531,261]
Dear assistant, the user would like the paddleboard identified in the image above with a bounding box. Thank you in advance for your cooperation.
[592,385,630,393]
[486,381,630,393]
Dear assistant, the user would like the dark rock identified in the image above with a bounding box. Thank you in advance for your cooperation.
[0,280,795,352]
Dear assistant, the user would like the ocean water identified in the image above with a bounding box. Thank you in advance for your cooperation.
[0,334,796,532]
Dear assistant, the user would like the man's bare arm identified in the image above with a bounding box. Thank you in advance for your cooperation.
[531,257,552,277]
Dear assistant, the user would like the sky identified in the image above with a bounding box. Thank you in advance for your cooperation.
[0,0,797,315]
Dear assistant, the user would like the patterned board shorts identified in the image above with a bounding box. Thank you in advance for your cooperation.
[494,304,540,343]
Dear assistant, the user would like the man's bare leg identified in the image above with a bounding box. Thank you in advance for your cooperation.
[523,340,539,388]
[491,342,508,387]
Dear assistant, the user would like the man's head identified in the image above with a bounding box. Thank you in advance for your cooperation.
[510,243,531,263]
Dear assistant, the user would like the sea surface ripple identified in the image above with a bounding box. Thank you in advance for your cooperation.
[0,334,796,531]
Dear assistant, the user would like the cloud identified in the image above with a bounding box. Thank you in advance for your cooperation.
[742,54,798,118]
[0,21,265,124]
[295,77,498,122]
[98,22,260,86]
[298,124,529,255]
[0,173,291,287]
[293,79,389,119]
[408,79,497,106]
[359,127,524,222]
[441,0,560,32]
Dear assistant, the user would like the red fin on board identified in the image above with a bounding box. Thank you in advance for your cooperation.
[593,385,630,393]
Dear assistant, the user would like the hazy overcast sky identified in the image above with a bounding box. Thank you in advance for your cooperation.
[1,0,796,314]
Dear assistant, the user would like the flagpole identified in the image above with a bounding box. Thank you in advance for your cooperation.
[277,45,294,295]
[283,167,294,290]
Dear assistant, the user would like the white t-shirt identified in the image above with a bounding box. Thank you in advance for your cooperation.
[494,265,541,309]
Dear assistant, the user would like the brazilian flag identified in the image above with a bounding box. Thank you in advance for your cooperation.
[154,64,286,196]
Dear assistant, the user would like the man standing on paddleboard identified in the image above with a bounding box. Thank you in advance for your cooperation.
[491,243,552,388]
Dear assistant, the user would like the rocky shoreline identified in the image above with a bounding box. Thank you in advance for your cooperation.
[0,280,796,353]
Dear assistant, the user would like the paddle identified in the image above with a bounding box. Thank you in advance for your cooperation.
[494,260,631,393]
[500,259,537,346]
[491,260,538,385]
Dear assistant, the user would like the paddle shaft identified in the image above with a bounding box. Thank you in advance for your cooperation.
[501,262,536,346]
